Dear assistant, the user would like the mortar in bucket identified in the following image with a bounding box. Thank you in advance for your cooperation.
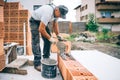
[41,58,58,78]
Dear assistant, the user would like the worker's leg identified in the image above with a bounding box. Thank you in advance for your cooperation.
[31,30,41,67]
[42,27,51,58]
[30,17,41,67]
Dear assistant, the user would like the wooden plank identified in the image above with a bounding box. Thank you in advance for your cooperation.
[4,42,19,64]
[6,58,28,69]
[4,42,19,50]
[1,67,27,75]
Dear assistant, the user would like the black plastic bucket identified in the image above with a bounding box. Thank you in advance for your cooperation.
[41,58,57,78]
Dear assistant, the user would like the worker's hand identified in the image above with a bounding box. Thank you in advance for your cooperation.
[57,34,65,41]
[49,37,57,44]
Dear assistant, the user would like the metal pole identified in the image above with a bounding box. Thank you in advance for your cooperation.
[23,22,26,55]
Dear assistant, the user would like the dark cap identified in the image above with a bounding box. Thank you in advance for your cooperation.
[57,5,68,19]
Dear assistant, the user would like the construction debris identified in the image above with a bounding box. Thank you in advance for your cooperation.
[75,31,96,42]
[1,68,27,75]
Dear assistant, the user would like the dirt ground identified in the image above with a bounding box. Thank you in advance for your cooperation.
[71,41,120,59]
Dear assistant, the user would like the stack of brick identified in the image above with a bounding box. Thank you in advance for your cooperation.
[0,0,4,39]
[58,55,98,80]
[0,39,5,71]
[4,2,32,55]
[0,0,5,71]
[0,0,4,6]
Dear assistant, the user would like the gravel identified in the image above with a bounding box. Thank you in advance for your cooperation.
[71,41,120,59]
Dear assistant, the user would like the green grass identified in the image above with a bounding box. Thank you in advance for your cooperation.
[65,33,79,42]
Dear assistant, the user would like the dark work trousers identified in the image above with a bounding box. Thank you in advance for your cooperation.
[29,17,51,67]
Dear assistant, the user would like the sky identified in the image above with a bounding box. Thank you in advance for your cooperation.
[52,0,81,22]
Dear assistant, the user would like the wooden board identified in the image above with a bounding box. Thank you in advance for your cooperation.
[6,58,28,69]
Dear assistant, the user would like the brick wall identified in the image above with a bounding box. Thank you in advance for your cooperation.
[48,21,86,34]
[58,55,98,80]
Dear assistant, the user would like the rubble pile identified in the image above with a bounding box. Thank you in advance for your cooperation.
[75,31,96,42]
[116,35,120,46]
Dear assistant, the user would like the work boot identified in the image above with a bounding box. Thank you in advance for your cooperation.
[34,66,41,71]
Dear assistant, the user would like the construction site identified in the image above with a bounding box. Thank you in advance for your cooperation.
[0,0,120,80]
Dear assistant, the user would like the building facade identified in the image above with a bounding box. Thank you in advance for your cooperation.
[75,0,120,31]
[74,5,81,22]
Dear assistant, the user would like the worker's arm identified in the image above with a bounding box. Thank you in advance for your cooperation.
[39,21,51,40]
[39,21,57,43]
[53,21,64,41]
[53,21,59,36]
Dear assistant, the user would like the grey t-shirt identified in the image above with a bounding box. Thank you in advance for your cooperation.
[32,4,56,26]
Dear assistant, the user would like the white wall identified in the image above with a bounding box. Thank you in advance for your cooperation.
[80,0,96,22]
[112,24,120,31]
[81,0,95,14]
[75,8,81,22]
[112,11,120,17]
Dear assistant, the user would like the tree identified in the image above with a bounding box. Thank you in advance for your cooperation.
[86,13,99,32]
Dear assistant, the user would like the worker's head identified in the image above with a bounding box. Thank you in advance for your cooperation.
[54,5,68,19]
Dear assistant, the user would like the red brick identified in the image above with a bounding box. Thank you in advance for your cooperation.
[69,68,93,76]
[18,40,24,45]
[19,25,28,32]
[9,25,19,32]
[0,22,4,31]
[4,10,10,17]
[18,32,28,40]
[19,10,29,17]
[65,60,84,69]
[4,18,10,25]
[10,18,19,25]
[9,40,19,44]
[19,18,29,25]
[26,46,32,55]
[58,54,98,80]
[4,25,9,32]
[4,2,10,10]
[58,55,68,80]
[9,2,23,10]
[0,22,4,38]
[73,76,98,80]
[10,10,19,17]
[4,32,9,40]
[9,32,19,40]
[0,6,4,22]
[0,39,4,52]
[0,0,4,6]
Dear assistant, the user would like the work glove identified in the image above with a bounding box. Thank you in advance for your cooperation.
[57,34,65,41]
[49,37,56,44]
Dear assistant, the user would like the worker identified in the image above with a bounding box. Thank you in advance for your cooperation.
[29,4,68,71]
